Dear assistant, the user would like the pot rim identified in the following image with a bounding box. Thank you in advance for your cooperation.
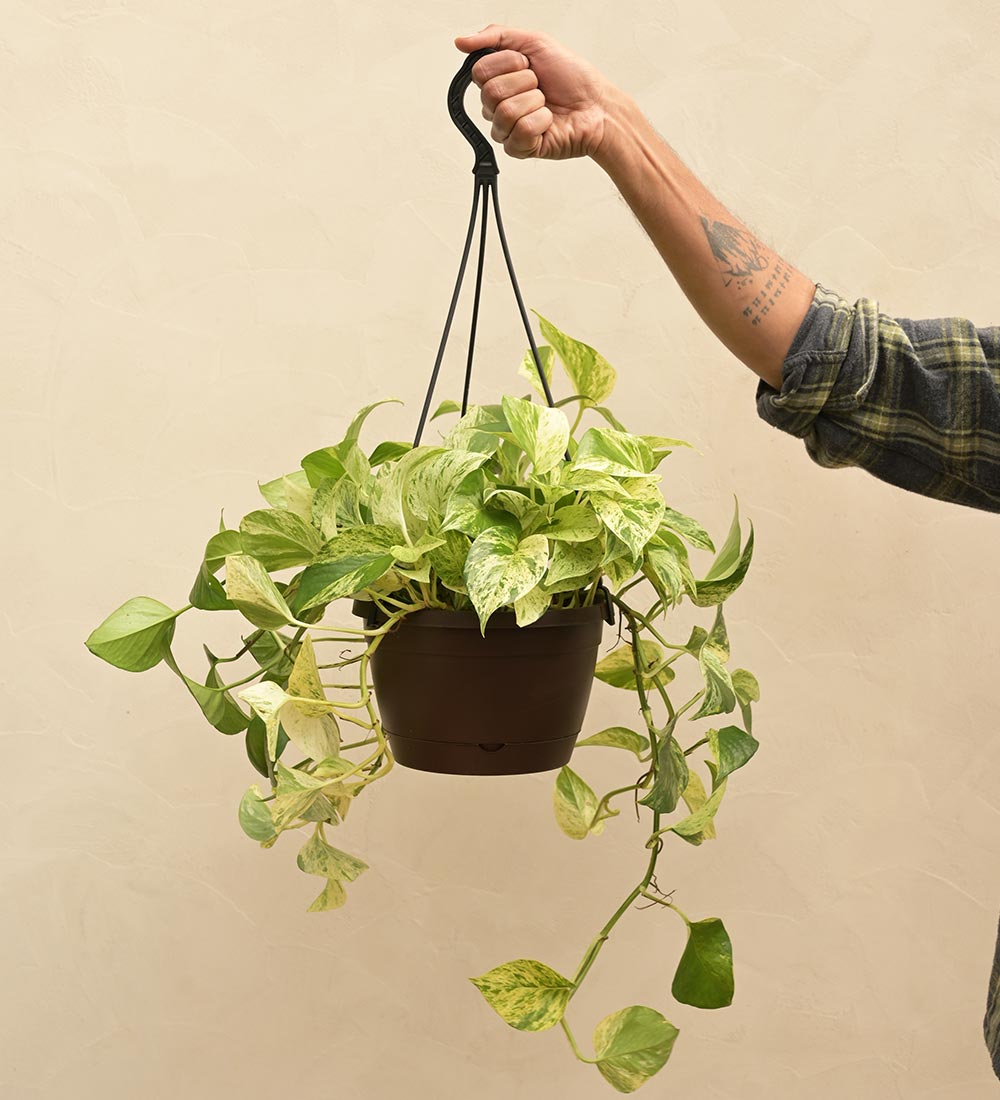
[352,596,613,630]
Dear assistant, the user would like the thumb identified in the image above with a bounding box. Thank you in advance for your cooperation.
[454,24,534,54]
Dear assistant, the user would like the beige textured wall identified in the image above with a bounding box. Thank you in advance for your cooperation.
[4,1,1000,1096]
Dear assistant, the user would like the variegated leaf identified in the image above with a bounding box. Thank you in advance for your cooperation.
[500,394,569,475]
[537,504,603,543]
[224,554,294,629]
[593,1005,679,1092]
[469,959,575,1032]
[464,527,549,633]
[533,312,617,404]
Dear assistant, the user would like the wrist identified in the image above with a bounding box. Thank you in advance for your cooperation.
[590,84,645,173]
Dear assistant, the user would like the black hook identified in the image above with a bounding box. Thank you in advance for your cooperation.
[448,47,499,180]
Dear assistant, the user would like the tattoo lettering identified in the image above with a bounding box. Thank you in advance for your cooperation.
[740,261,794,327]
[700,215,768,289]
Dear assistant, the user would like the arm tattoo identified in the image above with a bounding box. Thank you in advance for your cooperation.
[700,215,768,288]
[699,214,793,327]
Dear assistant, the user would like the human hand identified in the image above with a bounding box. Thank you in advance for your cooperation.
[454,25,613,161]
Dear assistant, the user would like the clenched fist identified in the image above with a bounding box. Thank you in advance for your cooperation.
[454,25,613,161]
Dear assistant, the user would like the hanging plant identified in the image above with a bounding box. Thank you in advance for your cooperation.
[85,48,760,1095]
[86,319,757,1091]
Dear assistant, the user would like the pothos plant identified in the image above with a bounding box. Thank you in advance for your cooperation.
[86,313,758,1094]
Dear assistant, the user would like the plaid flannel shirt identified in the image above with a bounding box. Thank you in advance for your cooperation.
[756,282,1000,1075]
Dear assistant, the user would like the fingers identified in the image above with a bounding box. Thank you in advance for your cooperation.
[479,68,538,121]
[489,88,546,143]
[454,23,542,56]
[501,104,554,159]
[470,48,531,90]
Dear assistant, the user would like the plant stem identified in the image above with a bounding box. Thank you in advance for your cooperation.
[339,736,378,751]
[560,1018,598,1064]
[568,830,663,998]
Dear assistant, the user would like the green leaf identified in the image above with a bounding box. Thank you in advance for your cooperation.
[85,597,179,672]
[238,509,324,570]
[442,405,508,455]
[431,398,462,420]
[291,554,395,614]
[691,504,754,607]
[553,765,601,839]
[483,488,545,532]
[594,640,673,691]
[427,529,471,591]
[239,678,340,764]
[678,770,716,843]
[246,630,294,679]
[369,440,411,467]
[592,1005,679,1093]
[406,448,492,523]
[469,959,575,1032]
[369,445,440,538]
[573,427,654,478]
[300,447,347,487]
[296,828,369,881]
[590,492,664,560]
[559,467,630,497]
[238,680,288,761]
[660,779,728,844]
[671,918,734,1009]
[224,554,295,629]
[575,727,650,758]
[731,668,760,704]
[238,785,277,843]
[545,537,603,588]
[691,605,736,721]
[190,559,233,611]
[638,736,689,814]
[537,504,603,543]
[533,313,617,404]
[310,476,358,538]
[390,533,445,564]
[514,584,551,627]
[203,662,252,733]
[731,667,760,734]
[440,469,510,539]
[245,714,288,776]
[160,645,250,733]
[284,636,341,758]
[500,394,569,475]
[706,726,759,788]
[517,344,557,397]
[464,526,549,633]
[258,469,314,519]
[307,879,348,912]
[659,506,715,553]
[643,534,697,610]
[643,435,693,468]
[314,526,398,562]
[203,528,244,573]
[703,498,743,581]
[339,399,402,451]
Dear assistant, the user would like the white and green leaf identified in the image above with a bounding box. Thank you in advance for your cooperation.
[464,527,549,633]
[500,394,569,475]
[224,555,294,629]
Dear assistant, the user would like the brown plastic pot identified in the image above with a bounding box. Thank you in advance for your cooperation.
[353,597,613,776]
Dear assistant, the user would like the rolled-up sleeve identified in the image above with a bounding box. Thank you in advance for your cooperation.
[756,283,1000,512]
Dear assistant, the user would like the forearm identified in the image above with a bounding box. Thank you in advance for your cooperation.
[592,87,816,390]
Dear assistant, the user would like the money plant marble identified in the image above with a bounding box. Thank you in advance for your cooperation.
[87,315,759,1094]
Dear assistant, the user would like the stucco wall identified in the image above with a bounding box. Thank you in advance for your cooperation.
[4,1,999,1096]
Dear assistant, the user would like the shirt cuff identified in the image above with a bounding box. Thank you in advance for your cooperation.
[755,283,880,440]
